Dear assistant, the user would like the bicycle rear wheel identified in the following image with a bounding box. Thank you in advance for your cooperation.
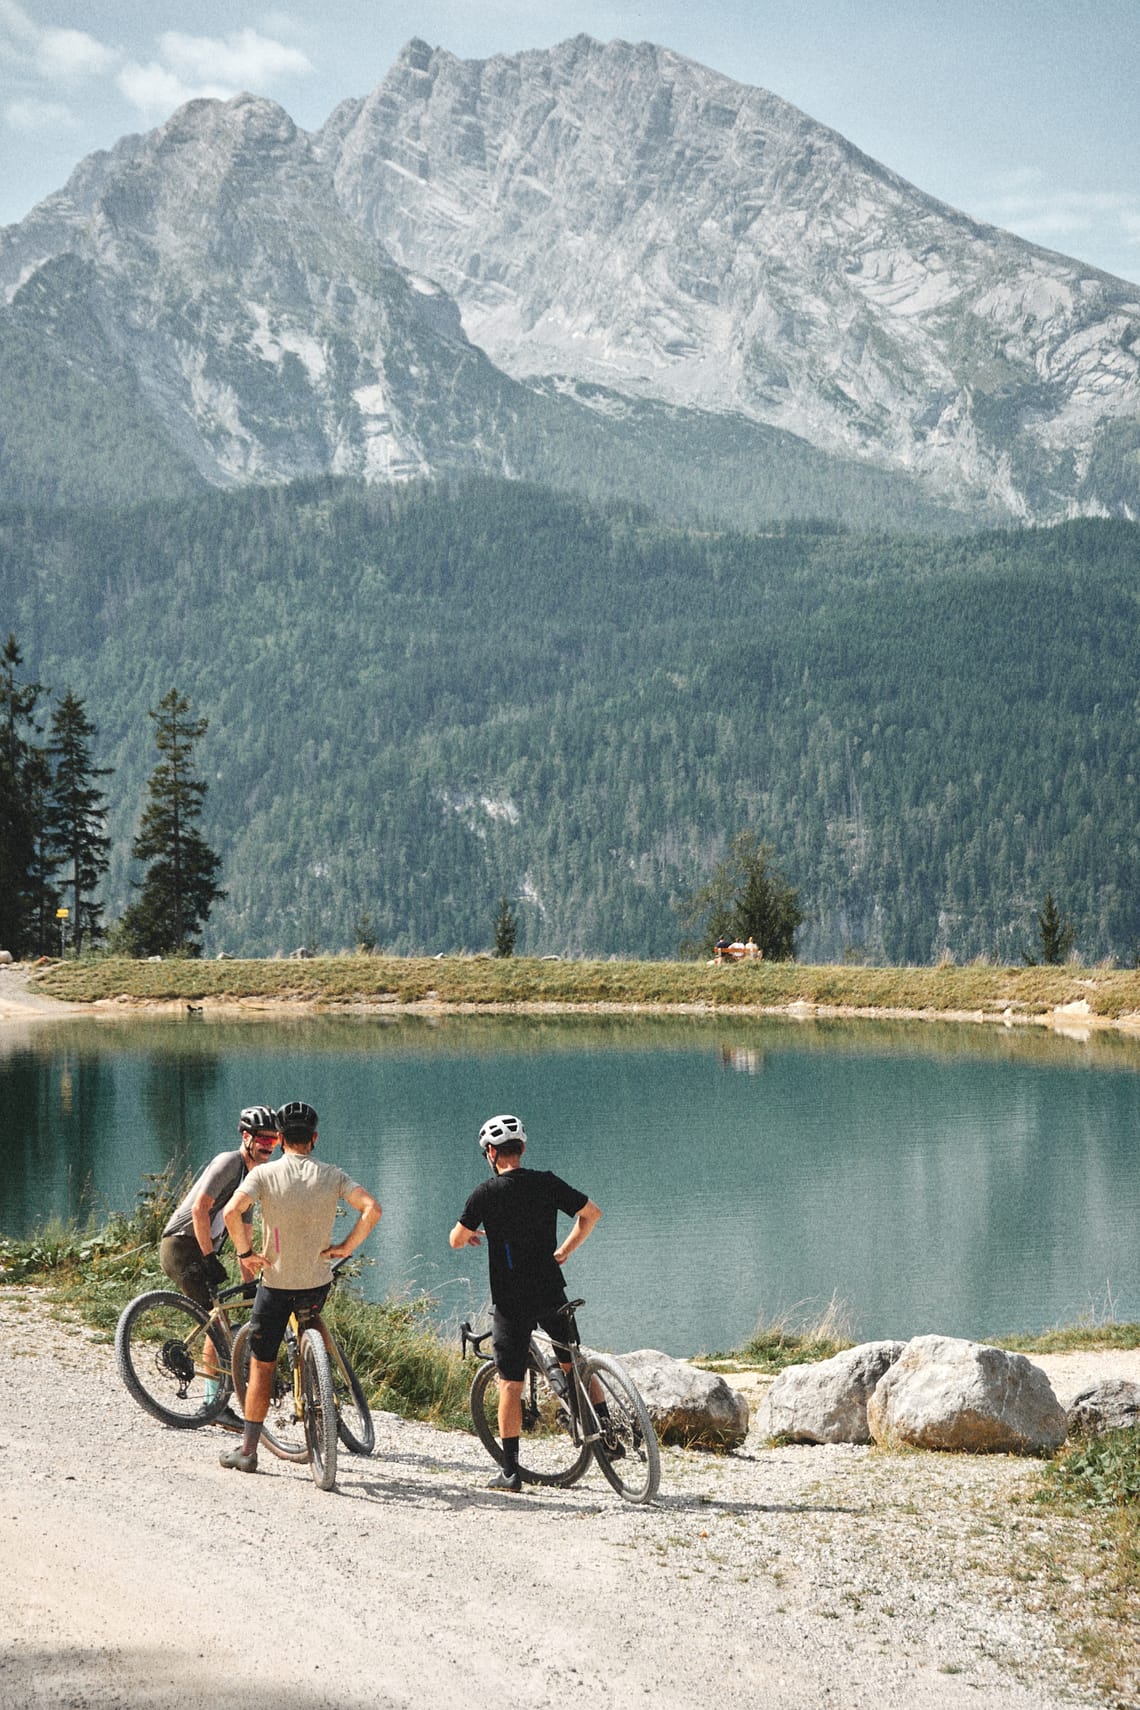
[230,1321,308,1462]
[301,1328,338,1490]
[115,1291,231,1428]
[328,1332,374,1456]
[469,1357,591,1487]
[583,1353,660,1503]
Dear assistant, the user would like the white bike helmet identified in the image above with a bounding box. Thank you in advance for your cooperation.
[478,1113,526,1156]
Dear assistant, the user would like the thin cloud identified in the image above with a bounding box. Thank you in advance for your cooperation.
[116,61,231,119]
[36,27,116,82]
[157,28,311,87]
[5,95,77,132]
[978,185,1140,252]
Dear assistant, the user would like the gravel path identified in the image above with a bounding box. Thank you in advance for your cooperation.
[1,1293,1120,1710]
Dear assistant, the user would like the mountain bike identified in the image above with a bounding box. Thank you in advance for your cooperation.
[229,1272,374,1491]
[462,1298,660,1503]
[115,1277,255,1429]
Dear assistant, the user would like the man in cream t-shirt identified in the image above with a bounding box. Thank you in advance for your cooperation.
[219,1099,381,1474]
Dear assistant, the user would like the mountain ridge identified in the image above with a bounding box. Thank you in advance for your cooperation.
[1,34,1137,524]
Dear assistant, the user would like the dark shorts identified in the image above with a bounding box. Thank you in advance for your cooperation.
[248,1282,331,1363]
[492,1302,579,1383]
[159,1234,215,1311]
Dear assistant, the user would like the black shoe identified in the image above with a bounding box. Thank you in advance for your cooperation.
[486,1469,523,1493]
[219,1447,259,1473]
[215,1405,245,1434]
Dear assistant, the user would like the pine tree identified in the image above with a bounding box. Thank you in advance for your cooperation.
[1037,891,1075,966]
[121,688,225,956]
[48,690,113,954]
[493,895,518,958]
[0,633,47,956]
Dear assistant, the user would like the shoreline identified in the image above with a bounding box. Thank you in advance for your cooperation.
[2,988,1138,1037]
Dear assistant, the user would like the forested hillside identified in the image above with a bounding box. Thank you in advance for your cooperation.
[2,478,1137,963]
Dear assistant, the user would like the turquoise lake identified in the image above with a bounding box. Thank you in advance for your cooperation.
[3,1011,1138,1357]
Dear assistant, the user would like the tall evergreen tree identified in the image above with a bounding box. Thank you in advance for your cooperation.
[48,690,113,954]
[121,688,225,956]
[1036,891,1075,966]
[493,895,518,958]
[0,634,46,956]
[23,746,62,956]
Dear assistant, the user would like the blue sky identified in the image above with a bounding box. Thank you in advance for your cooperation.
[2,0,1138,284]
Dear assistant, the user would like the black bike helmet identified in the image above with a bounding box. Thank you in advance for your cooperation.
[239,1104,279,1136]
[278,1099,318,1141]
[478,1113,526,1155]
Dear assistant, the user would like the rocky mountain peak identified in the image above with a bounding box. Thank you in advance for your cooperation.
[319,33,1140,519]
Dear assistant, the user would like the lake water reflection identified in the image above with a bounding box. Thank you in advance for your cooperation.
[3,1012,1138,1356]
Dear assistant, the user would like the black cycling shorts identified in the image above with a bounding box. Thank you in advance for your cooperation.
[492,1302,579,1383]
[248,1282,331,1363]
[159,1233,216,1311]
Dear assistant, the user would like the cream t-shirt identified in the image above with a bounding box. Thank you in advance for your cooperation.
[242,1152,360,1291]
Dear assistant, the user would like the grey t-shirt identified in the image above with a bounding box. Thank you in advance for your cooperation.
[162,1149,252,1250]
[241,1152,360,1290]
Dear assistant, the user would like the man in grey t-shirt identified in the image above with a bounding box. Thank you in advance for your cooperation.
[159,1105,280,1309]
[218,1099,381,1474]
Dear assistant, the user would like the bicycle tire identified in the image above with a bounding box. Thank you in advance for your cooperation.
[329,1332,374,1456]
[115,1290,232,1428]
[301,1328,338,1491]
[582,1353,661,1503]
[230,1321,308,1462]
[469,1356,591,1488]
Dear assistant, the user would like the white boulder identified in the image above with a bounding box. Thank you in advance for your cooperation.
[867,1335,1068,1454]
[617,1349,749,1449]
[756,1341,906,1444]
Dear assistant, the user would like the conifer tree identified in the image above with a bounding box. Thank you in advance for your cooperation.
[48,690,113,954]
[0,633,46,956]
[121,688,225,956]
[1037,891,1075,966]
[493,895,518,958]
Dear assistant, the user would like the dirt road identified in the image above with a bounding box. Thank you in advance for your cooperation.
[2,1294,1122,1710]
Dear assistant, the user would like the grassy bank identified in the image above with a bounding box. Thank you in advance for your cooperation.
[0,1169,473,1429]
[26,952,1140,1023]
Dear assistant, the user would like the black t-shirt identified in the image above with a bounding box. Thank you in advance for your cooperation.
[458,1167,588,1316]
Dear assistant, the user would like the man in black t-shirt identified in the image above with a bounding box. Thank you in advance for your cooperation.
[450,1113,601,1492]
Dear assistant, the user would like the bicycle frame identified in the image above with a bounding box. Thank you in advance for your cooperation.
[461,1301,608,1449]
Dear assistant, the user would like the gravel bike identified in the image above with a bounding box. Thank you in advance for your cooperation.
[115,1277,255,1429]
[229,1271,374,1491]
[115,1262,373,1486]
[462,1298,660,1504]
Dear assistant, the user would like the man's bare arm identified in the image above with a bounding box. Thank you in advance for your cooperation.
[449,1221,482,1249]
[322,1183,382,1262]
[554,1199,601,1266]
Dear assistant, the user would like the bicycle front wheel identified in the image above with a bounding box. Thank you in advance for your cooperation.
[301,1328,338,1491]
[583,1353,661,1503]
[230,1322,308,1462]
[469,1358,591,1487]
[115,1291,231,1428]
[329,1332,374,1456]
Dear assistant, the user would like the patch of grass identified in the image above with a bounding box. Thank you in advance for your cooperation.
[1032,1432,1140,1703]
[1042,1429,1140,1510]
[706,1292,855,1373]
[26,951,1140,1022]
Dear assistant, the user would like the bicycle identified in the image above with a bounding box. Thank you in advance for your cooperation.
[115,1263,374,1486]
[115,1277,255,1430]
[229,1267,374,1491]
[462,1298,660,1504]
